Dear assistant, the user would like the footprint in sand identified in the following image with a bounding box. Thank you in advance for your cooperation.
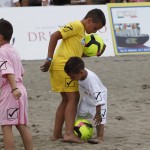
[142,84,150,89]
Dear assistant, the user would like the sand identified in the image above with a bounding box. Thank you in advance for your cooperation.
[0,55,150,150]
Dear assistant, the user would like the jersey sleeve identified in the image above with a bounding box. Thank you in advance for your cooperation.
[0,51,14,76]
[58,21,82,39]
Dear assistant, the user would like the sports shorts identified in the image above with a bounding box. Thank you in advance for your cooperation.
[50,70,79,92]
[77,94,107,124]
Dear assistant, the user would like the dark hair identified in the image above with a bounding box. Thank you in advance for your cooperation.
[64,57,85,74]
[84,8,106,26]
[0,18,13,41]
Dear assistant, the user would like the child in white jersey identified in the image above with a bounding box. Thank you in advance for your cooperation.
[0,18,33,150]
[64,56,107,143]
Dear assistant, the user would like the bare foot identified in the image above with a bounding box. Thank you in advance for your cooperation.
[50,135,63,141]
[63,134,84,143]
[87,137,103,144]
[87,139,100,144]
[96,136,104,142]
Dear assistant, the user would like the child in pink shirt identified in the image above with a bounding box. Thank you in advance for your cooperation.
[0,18,33,150]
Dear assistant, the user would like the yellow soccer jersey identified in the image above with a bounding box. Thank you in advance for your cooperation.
[50,20,85,70]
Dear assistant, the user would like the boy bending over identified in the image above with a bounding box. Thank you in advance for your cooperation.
[64,57,107,143]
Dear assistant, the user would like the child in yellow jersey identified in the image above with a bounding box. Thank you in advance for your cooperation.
[40,8,106,143]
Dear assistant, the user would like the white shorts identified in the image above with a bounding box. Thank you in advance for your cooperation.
[77,94,107,124]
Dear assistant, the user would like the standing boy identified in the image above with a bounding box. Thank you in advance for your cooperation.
[40,8,106,143]
[0,19,33,149]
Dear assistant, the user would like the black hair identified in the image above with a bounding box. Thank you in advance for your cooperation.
[0,18,13,41]
[64,57,85,74]
[84,8,106,26]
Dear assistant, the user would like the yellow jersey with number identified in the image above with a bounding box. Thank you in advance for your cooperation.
[50,20,85,70]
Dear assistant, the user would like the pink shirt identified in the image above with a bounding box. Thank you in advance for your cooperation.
[0,44,24,88]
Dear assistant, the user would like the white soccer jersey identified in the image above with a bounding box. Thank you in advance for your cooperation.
[0,0,19,7]
[78,68,107,107]
[77,68,107,124]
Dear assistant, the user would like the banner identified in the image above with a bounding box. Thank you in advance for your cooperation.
[0,5,114,60]
[108,3,150,55]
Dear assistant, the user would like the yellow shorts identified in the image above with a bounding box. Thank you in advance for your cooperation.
[49,70,79,92]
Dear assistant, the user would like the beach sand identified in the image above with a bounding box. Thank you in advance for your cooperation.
[0,55,150,150]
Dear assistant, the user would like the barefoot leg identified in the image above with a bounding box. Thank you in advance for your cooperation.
[63,134,84,143]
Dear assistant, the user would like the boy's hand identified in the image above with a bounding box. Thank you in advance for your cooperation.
[97,44,106,57]
[93,113,102,125]
[12,88,22,100]
[40,61,51,72]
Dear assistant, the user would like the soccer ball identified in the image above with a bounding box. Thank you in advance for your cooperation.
[83,33,104,56]
[74,118,93,140]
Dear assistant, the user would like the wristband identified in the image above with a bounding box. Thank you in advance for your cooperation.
[11,88,18,93]
[46,57,53,61]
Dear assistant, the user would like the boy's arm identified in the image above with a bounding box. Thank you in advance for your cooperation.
[40,31,62,72]
[47,31,62,58]
[94,105,102,125]
[97,44,106,57]
[6,74,22,99]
